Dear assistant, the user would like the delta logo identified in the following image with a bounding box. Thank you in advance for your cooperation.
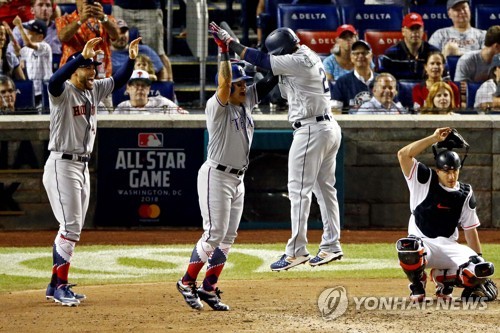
[291,12,328,21]
[309,38,336,45]
[138,133,163,147]
[377,37,402,45]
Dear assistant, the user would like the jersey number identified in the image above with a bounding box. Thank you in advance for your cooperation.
[319,68,330,93]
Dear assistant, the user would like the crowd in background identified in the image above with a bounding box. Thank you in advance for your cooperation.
[0,0,499,114]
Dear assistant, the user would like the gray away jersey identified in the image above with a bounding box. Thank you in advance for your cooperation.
[205,83,258,169]
[48,78,114,155]
[270,45,331,123]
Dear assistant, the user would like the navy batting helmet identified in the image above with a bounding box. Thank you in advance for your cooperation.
[214,64,252,87]
[435,150,461,171]
[265,28,300,55]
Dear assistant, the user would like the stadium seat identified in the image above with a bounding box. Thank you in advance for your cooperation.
[397,80,420,110]
[112,81,175,106]
[277,4,340,31]
[466,82,482,109]
[364,31,403,58]
[14,80,35,111]
[446,55,461,81]
[409,5,451,37]
[469,0,498,16]
[339,5,405,38]
[474,5,500,30]
[295,30,337,56]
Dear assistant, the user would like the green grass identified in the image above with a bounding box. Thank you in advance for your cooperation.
[0,243,498,293]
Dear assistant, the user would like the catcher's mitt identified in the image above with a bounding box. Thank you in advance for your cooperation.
[461,279,498,302]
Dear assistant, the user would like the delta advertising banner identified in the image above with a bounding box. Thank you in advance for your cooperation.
[95,128,205,227]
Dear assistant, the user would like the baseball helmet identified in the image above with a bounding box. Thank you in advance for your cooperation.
[214,64,252,87]
[265,28,300,55]
[435,150,461,171]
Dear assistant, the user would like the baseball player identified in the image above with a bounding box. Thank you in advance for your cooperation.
[209,22,343,271]
[396,127,497,302]
[43,36,140,306]
[176,32,279,311]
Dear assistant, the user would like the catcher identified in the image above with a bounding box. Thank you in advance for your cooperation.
[396,127,497,302]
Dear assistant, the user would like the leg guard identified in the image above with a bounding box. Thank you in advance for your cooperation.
[396,236,427,283]
[458,255,495,288]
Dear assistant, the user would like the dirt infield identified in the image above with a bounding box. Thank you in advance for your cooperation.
[0,229,499,333]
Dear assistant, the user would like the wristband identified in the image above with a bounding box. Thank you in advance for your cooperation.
[76,20,82,26]
[220,52,229,61]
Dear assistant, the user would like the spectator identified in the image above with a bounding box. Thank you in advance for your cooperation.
[383,13,440,80]
[112,1,172,79]
[428,0,485,57]
[12,15,52,106]
[0,23,26,79]
[412,51,460,110]
[352,73,406,114]
[454,25,500,83]
[420,81,457,114]
[56,0,119,77]
[474,54,500,112]
[8,0,61,58]
[110,18,170,81]
[134,54,157,81]
[323,24,357,82]
[0,74,16,113]
[114,69,187,114]
[331,40,377,112]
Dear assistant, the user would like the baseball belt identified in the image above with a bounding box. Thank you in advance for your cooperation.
[292,114,331,129]
[216,164,246,176]
[62,153,91,162]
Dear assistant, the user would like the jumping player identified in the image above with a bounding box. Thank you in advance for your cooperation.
[396,127,497,302]
[176,32,279,310]
[209,22,343,271]
[43,36,140,306]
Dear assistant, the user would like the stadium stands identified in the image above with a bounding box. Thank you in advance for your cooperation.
[295,30,337,56]
[446,55,461,81]
[474,5,500,30]
[13,80,35,110]
[339,5,405,38]
[364,30,404,58]
[277,4,340,31]
[409,5,451,37]
[466,81,482,108]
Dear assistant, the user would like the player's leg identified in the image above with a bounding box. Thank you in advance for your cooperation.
[43,159,87,306]
[428,239,495,301]
[197,175,244,311]
[310,125,342,266]
[396,235,428,302]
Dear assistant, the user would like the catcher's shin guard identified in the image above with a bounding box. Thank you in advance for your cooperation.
[458,256,495,288]
[396,236,427,283]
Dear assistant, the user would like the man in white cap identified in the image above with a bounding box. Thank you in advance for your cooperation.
[428,0,486,57]
[114,69,187,114]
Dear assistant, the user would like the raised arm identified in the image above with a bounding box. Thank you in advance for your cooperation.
[209,21,272,71]
[397,127,451,177]
[49,37,103,96]
[12,16,37,50]
[112,37,140,92]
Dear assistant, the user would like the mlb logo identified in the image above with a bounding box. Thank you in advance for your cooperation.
[138,133,163,147]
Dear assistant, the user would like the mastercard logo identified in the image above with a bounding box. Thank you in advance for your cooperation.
[138,204,161,219]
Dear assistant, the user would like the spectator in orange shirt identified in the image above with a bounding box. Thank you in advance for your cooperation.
[56,0,119,78]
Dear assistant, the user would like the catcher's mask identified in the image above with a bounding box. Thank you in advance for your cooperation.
[432,128,470,169]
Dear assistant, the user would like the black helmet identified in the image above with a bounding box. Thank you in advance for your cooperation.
[435,150,461,171]
[265,28,300,55]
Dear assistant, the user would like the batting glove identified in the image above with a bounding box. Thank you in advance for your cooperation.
[209,21,233,53]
